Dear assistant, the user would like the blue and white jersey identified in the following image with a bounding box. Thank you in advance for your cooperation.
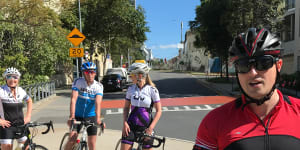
[0,85,30,126]
[126,84,160,126]
[72,78,103,118]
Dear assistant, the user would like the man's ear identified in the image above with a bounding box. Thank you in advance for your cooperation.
[276,59,283,72]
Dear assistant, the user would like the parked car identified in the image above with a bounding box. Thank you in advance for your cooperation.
[101,74,127,92]
[106,68,130,83]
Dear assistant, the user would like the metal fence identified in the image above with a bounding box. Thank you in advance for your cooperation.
[22,81,55,102]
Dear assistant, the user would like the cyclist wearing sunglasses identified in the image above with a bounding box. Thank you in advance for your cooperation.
[193,28,300,150]
[121,63,162,150]
[0,67,33,150]
[65,62,105,150]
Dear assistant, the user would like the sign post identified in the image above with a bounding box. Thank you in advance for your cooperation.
[67,27,86,79]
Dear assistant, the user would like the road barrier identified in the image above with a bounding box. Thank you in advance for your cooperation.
[22,81,55,102]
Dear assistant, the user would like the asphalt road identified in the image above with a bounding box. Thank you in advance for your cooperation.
[102,70,218,141]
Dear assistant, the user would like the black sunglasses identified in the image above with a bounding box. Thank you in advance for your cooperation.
[234,55,279,73]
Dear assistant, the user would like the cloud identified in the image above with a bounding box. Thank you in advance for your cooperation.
[150,43,183,49]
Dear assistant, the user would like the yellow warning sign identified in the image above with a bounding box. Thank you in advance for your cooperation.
[67,28,86,47]
[69,48,84,57]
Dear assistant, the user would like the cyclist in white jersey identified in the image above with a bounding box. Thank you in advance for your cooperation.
[0,67,32,150]
[121,63,162,150]
[65,62,105,150]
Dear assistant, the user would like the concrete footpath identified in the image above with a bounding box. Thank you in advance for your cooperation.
[27,90,194,150]
[33,124,194,149]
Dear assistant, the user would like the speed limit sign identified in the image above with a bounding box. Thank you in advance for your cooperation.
[69,48,84,57]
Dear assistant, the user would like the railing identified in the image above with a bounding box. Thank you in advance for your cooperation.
[22,81,56,102]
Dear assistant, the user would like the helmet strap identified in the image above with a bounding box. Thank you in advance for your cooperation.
[236,67,279,108]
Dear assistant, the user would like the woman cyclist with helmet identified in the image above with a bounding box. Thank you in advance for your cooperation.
[121,63,162,150]
[65,62,105,150]
[0,67,33,150]
[193,28,300,150]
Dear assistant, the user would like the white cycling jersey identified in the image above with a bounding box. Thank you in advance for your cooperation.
[72,78,103,118]
[0,85,30,126]
[126,84,160,126]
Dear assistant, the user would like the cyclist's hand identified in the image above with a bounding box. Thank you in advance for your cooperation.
[24,116,31,124]
[101,122,106,129]
[0,119,10,128]
[122,122,130,137]
[145,127,153,136]
[67,118,75,127]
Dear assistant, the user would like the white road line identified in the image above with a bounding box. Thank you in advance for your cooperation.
[162,107,169,111]
[173,107,179,110]
[194,106,202,110]
[204,105,213,110]
[183,106,191,110]
[104,105,216,115]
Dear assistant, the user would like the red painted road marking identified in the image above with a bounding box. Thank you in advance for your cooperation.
[102,96,236,109]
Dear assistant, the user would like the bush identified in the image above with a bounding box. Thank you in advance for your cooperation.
[280,71,300,89]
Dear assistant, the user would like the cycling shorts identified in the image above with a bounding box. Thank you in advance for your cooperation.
[73,116,98,136]
[121,124,154,149]
[0,126,27,144]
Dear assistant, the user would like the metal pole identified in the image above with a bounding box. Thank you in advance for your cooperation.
[78,0,83,77]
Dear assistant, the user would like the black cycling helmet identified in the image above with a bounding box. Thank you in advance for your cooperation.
[230,27,283,106]
[230,28,282,62]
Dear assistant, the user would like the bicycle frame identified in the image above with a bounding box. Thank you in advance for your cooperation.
[70,120,104,150]
[16,121,54,150]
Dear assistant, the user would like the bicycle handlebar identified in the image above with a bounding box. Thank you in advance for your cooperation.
[143,133,166,148]
[71,120,105,135]
[17,121,54,136]
[134,131,166,149]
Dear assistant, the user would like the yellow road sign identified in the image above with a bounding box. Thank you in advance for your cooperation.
[69,48,84,57]
[67,28,86,47]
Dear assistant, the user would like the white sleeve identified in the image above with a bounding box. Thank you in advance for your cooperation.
[151,87,160,103]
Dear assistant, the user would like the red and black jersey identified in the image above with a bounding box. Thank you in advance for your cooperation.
[193,90,300,150]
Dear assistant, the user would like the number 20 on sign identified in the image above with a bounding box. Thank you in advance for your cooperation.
[69,48,84,57]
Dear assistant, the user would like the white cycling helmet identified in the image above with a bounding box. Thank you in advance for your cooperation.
[128,63,151,74]
[2,67,21,78]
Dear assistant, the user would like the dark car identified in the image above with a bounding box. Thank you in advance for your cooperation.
[101,74,127,92]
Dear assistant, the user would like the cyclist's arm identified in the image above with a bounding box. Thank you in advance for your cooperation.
[148,102,162,131]
[123,100,131,123]
[95,94,103,125]
[24,97,32,124]
[69,90,78,119]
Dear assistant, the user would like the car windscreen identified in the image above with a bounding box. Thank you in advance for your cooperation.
[103,74,120,80]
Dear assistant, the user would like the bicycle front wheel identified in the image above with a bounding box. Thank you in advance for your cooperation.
[59,133,69,150]
[32,145,48,150]
[115,139,121,150]
[76,143,88,150]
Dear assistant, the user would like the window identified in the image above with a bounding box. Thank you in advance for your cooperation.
[283,14,295,42]
[285,0,295,10]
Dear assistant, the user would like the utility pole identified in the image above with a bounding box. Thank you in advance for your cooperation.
[78,0,83,77]
[181,21,183,43]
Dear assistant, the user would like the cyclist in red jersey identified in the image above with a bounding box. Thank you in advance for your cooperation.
[193,28,300,150]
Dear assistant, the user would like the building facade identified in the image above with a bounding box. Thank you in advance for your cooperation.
[181,30,209,72]
[281,0,300,74]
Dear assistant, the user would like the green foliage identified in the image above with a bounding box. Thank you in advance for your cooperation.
[0,0,72,85]
[190,0,284,77]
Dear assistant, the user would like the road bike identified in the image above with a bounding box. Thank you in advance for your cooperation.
[59,120,104,150]
[15,121,54,150]
[115,131,166,150]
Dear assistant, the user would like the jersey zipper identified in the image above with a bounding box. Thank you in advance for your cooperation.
[258,114,272,150]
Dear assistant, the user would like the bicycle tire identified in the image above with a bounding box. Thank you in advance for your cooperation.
[115,139,122,150]
[76,142,88,150]
[32,145,48,150]
[59,133,69,150]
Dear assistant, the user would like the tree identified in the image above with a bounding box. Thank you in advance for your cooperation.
[190,0,284,78]
[0,0,72,85]
[81,0,149,71]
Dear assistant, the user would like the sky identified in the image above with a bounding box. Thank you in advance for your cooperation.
[136,0,201,60]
